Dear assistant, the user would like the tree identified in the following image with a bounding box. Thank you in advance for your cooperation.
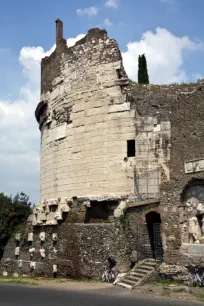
[138,54,149,84]
[0,192,32,258]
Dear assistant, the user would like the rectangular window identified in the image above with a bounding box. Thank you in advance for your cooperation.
[116,68,122,79]
[84,201,118,223]
[49,205,57,213]
[127,140,135,157]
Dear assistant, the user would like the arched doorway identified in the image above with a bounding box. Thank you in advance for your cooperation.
[145,211,163,261]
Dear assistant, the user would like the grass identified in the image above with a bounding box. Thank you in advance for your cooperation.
[0,275,102,286]
[200,293,204,300]
[152,276,184,286]
[0,276,39,286]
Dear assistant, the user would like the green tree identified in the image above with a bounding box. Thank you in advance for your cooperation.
[138,54,149,84]
[0,192,32,258]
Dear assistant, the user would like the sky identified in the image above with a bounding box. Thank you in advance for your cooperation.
[0,0,204,203]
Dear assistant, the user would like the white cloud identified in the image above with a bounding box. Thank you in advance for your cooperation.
[104,18,113,26]
[122,27,204,84]
[67,34,86,47]
[105,0,118,8]
[0,34,85,203]
[76,6,99,16]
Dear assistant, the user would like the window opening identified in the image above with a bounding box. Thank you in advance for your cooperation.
[49,205,57,213]
[127,140,135,157]
[116,69,122,79]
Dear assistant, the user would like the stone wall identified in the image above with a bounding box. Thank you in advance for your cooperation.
[160,80,204,267]
[1,222,131,278]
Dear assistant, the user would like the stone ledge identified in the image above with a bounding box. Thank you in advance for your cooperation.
[127,198,160,208]
[180,243,204,255]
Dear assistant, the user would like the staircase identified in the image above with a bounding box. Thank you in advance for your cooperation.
[117,258,159,289]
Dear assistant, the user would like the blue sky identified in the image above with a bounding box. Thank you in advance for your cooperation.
[0,0,204,203]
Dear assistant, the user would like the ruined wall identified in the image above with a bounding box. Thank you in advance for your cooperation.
[1,222,131,278]
[160,80,204,267]
[126,83,196,200]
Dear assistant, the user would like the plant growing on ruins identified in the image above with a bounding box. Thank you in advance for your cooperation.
[119,213,128,230]
[138,54,149,84]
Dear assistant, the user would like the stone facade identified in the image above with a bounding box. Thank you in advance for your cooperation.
[1,19,204,280]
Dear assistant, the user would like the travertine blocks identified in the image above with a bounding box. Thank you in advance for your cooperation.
[53,264,57,273]
[28,233,33,242]
[36,24,135,206]
[29,247,35,257]
[30,262,36,270]
[15,247,20,256]
[39,248,45,258]
[52,233,58,241]
[39,232,45,241]
[30,198,71,226]
[18,260,23,268]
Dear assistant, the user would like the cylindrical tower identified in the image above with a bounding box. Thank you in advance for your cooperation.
[34,19,136,225]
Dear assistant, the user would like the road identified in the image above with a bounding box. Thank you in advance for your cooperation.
[0,283,202,306]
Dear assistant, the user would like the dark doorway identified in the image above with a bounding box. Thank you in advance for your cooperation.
[145,211,163,261]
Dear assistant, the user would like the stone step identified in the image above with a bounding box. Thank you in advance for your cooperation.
[125,275,141,282]
[145,258,156,261]
[117,282,133,290]
[119,278,137,286]
[116,259,159,290]
[139,265,154,272]
[145,261,158,267]
[130,272,146,278]
[135,268,149,274]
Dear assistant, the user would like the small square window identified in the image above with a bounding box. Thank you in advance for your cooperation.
[127,140,135,157]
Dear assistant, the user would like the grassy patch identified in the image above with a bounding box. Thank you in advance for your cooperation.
[152,276,184,286]
[0,276,39,286]
[200,293,204,300]
[0,275,102,286]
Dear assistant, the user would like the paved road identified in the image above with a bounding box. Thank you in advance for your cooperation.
[0,283,202,306]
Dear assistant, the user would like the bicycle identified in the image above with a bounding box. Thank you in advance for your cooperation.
[102,266,117,283]
[188,268,204,287]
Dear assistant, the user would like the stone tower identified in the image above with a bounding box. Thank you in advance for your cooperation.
[35,19,137,222]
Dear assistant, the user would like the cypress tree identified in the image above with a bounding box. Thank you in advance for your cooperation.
[138,54,149,84]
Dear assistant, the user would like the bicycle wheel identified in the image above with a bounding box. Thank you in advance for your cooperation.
[201,275,204,287]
